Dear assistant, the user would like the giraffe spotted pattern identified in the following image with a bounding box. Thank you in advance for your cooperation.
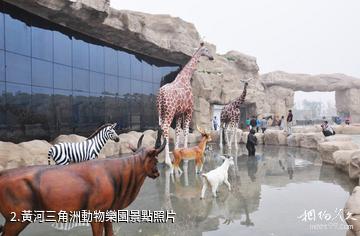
[156,43,214,171]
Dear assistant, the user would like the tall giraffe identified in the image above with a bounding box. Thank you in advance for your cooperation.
[156,43,214,172]
[219,82,249,150]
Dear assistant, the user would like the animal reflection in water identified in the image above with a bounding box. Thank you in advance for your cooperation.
[161,149,258,231]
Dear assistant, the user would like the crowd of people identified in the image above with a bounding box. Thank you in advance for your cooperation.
[243,110,294,135]
[212,109,346,156]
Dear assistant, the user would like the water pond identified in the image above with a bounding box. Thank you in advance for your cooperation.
[0,144,356,236]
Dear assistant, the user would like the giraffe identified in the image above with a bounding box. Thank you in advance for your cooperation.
[219,82,249,150]
[156,43,214,172]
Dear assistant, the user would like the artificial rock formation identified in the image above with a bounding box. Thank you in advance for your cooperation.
[4,0,200,65]
[262,71,360,122]
[318,141,359,164]
[192,50,266,130]
[344,186,360,236]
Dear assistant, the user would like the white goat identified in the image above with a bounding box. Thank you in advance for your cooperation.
[200,156,235,199]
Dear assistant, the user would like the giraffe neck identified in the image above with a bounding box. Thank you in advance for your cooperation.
[175,50,202,85]
[234,85,248,107]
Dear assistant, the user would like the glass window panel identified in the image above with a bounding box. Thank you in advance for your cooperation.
[89,44,104,73]
[104,95,120,124]
[31,86,53,128]
[6,52,31,85]
[130,55,142,80]
[4,14,31,56]
[105,75,118,95]
[90,72,104,94]
[73,91,90,126]
[153,83,160,96]
[142,94,156,130]
[131,80,142,94]
[54,89,72,129]
[0,82,5,125]
[130,98,142,131]
[73,68,89,92]
[54,31,72,66]
[6,83,31,126]
[73,38,89,69]
[0,50,4,81]
[117,97,130,131]
[142,82,153,95]
[32,59,53,87]
[0,13,4,49]
[142,62,153,82]
[54,64,72,90]
[32,27,53,61]
[104,47,117,75]
[119,77,130,96]
[152,65,163,83]
[89,95,104,124]
[118,51,131,78]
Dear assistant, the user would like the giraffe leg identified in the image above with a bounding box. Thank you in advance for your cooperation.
[175,116,182,149]
[219,124,223,148]
[225,125,231,149]
[234,127,239,150]
[183,112,192,186]
[183,112,192,148]
[228,123,236,150]
[162,123,173,172]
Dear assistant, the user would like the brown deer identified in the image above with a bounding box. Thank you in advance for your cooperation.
[172,126,212,175]
[0,135,166,236]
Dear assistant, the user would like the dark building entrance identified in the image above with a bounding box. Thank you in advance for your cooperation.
[239,103,257,129]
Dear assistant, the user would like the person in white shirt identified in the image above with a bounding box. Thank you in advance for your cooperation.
[321,121,335,137]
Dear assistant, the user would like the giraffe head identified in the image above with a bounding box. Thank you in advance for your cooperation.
[198,43,214,61]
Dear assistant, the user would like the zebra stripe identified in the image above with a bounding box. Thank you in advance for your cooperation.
[48,124,119,165]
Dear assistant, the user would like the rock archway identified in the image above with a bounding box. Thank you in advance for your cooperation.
[261,71,360,123]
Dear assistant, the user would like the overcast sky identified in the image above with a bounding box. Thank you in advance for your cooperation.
[111,1,359,107]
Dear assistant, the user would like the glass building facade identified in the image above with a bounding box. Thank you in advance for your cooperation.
[0,2,180,142]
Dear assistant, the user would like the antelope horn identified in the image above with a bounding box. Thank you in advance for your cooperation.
[137,134,144,149]
[127,143,137,153]
[196,125,204,134]
[155,138,167,156]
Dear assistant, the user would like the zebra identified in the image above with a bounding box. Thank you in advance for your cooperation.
[48,123,120,165]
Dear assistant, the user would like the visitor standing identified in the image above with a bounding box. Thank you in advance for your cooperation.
[213,116,218,131]
[250,116,257,132]
[286,110,293,135]
[246,129,258,156]
[260,117,268,133]
[246,117,250,131]
[279,116,285,130]
[256,117,261,133]
[267,116,273,127]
